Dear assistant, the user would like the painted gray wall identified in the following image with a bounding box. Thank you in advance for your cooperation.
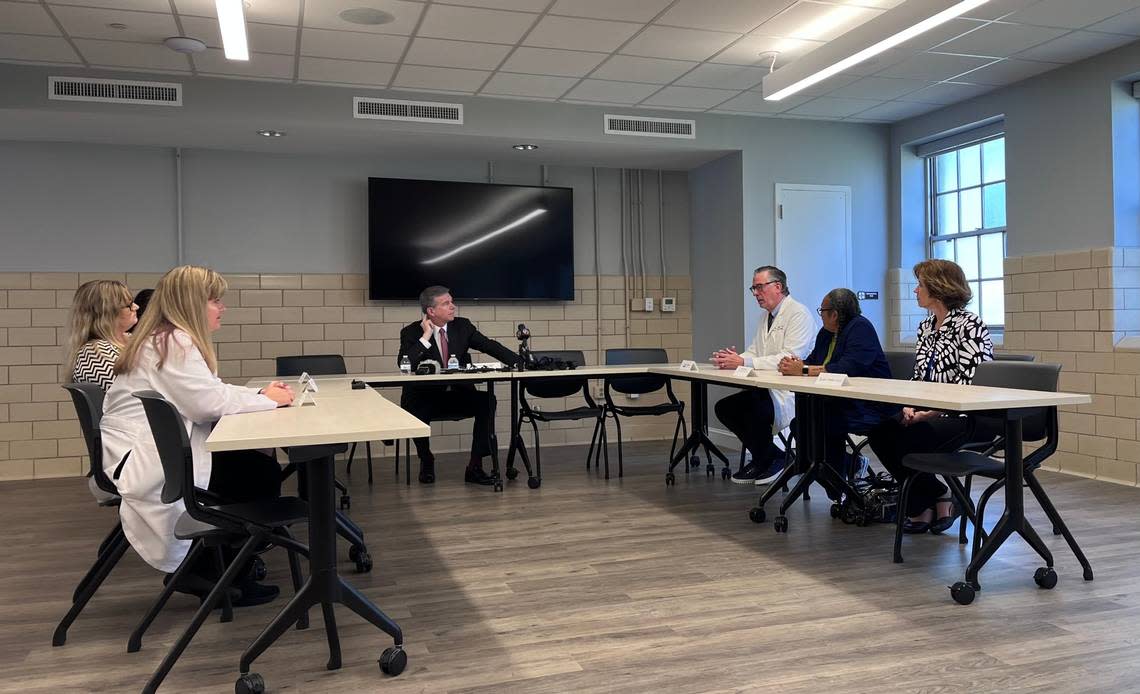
[689,152,745,363]
[890,39,1140,263]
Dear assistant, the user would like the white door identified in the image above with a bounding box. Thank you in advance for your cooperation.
[775,184,852,313]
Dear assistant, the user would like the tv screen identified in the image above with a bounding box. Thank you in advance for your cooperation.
[368,177,574,301]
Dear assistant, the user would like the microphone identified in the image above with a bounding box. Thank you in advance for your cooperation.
[516,323,532,371]
[515,323,530,341]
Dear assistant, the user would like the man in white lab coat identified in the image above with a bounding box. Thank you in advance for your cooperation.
[712,265,815,484]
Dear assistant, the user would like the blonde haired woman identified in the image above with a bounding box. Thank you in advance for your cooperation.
[101,266,293,604]
[66,280,138,390]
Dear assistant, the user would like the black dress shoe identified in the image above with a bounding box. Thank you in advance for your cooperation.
[232,581,280,607]
[464,467,494,486]
[165,572,240,606]
[902,519,931,534]
[418,459,436,484]
[929,501,961,535]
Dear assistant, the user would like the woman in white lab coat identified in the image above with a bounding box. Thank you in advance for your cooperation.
[101,265,294,602]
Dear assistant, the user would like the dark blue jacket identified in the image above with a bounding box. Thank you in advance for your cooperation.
[805,315,897,429]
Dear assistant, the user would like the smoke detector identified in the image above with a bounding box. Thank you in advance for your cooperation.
[163,36,207,54]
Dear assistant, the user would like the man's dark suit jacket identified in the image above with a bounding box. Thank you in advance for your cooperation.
[397,317,520,402]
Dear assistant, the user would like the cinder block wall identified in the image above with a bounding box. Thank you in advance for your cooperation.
[0,272,693,480]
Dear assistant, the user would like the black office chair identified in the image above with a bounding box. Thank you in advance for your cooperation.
[893,362,1093,585]
[842,348,918,474]
[993,353,1035,361]
[512,350,605,488]
[52,383,130,647]
[601,348,687,480]
[129,391,310,694]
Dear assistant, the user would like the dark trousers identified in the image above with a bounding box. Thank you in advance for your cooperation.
[401,387,497,464]
[714,389,779,466]
[868,414,974,517]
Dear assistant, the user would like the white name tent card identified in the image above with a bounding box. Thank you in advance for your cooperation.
[816,372,849,387]
[678,360,699,372]
[733,366,756,378]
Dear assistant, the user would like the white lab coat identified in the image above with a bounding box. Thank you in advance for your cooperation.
[740,295,816,433]
[100,330,276,573]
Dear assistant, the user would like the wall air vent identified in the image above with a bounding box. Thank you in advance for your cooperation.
[604,114,695,139]
[48,76,182,106]
[353,97,463,124]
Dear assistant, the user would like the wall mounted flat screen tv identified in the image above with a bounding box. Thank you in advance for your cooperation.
[368,177,574,301]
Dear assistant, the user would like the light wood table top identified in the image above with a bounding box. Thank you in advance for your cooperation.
[206,388,429,452]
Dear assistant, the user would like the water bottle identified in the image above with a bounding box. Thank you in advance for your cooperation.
[399,355,411,374]
[447,355,459,371]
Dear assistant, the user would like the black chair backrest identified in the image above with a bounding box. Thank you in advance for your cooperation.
[884,350,916,381]
[132,390,195,507]
[605,348,669,395]
[993,353,1035,362]
[972,361,1060,441]
[523,351,589,399]
[62,382,116,496]
[276,354,347,377]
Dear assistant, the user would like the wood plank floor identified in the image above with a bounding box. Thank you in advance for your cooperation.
[2,442,1138,693]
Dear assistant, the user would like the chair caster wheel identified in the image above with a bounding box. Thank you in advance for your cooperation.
[506,467,519,480]
[830,503,841,519]
[773,516,788,533]
[705,463,715,477]
[248,555,268,582]
[353,550,373,573]
[749,507,766,523]
[950,581,976,605]
[721,467,730,480]
[339,494,350,510]
[493,480,504,493]
[689,455,701,469]
[379,646,407,676]
[1033,566,1058,589]
[235,672,265,694]
[527,477,541,489]
[665,472,676,486]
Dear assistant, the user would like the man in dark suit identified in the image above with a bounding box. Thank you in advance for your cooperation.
[398,285,520,485]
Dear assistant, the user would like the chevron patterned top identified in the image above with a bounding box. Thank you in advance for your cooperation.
[72,339,120,392]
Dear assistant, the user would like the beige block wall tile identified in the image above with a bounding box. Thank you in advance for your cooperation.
[9,402,60,422]
[0,385,32,404]
[30,346,61,367]
[599,276,625,290]
[9,365,59,384]
[343,357,365,372]
[33,419,80,439]
[0,311,33,328]
[213,325,242,343]
[1022,332,1058,350]
[302,307,343,324]
[530,336,565,351]
[1022,293,1057,312]
[0,459,34,480]
[324,290,364,306]
[1055,290,1092,311]
[33,457,82,478]
[238,290,282,307]
[1060,372,1095,393]
[260,274,302,289]
[1078,434,1116,459]
[1117,439,1140,463]
[32,308,69,328]
[8,290,57,309]
[1040,312,1074,332]
[126,273,163,288]
[531,306,565,321]
[384,306,421,323]
[1090,248,1116,267]
[1011,274,1040,293]
[1096,415,1136,440]
[1073,268,1099,290]
[219,342,263,360]
[1057,332,1093,351]
[1077,352,1115,373]
[1077,394,1115,415]
[1095,332,1115,352]
[31,272,78,290]
[1021,254,1055,273]
[222,308,261,325]
[223,274,262,290]
[241,360,276,377]
[1060,412,1096,435]
[1097,458,1137,485]
[548,320,582,335]
[364,357,390,372]
[1074,311,1099,331]
[32,383,69,402]
[0,274,31,289]
[1095,373,1134,396]
[342,274,368,290]
[1038,271,1073,292]
[303,341,343,355]
[495,306,531,322]
[261,342,303,359]
[343,307,385,323]
[325,324,364,341]
[283,290,324,307]
[458,306,495,321]
[260,307,303,324]
[1115,353,1140,374]
[8,327,58,346]
[57,438,87,457]
[343,340,383,357]
[22,439,57,458]
[0,367,6,385]
[1054,250,1091,271]
[218,360,241,379]
[1093,288,1121,309]
[1008,312,1040,331]
[241,324,283,343]
[0,439,8,457]
[364,323,400,340]
[302,274,342,289]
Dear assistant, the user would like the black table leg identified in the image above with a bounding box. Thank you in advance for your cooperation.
[237,447,405,688]
[504,378,536,487]
[667,379,729,478]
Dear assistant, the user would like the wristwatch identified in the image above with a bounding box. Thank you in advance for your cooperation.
[801,365,809,375]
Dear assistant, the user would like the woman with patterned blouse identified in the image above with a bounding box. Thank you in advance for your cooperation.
[65,280,138,391]
[868,259,993,534]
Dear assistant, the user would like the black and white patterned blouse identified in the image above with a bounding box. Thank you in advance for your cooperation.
[72,339,120,392]
[912,308,993,384]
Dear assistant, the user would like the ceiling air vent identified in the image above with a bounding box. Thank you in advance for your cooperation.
[48,76,182,106]
[353,97,463,124]
[604,114,695,139]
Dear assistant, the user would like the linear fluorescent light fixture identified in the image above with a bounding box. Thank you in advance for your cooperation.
[216,0,249,61]
[422,209,546,265]
[763,0,991,101]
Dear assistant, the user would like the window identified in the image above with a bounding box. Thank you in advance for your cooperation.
[926,136,1006,329]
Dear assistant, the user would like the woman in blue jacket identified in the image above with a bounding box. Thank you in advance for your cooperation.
[778,288,897,497]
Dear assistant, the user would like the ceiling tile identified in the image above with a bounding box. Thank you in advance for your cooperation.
[298,56,395,86]
[933,21,1069,58]
[300,28,406,62]
[549,0,672,23]
[620,25,740,61]
[178,16,297,54]
[52,5,178,43]
[1005,0,1140,29]
[500,47,608,77]
[55,0,174,12]
[590,54,697,83]
[894,18,987,53]
[849,100,939,121]
[0,33,80,63]
[753,1,883,42]
[896,80,995,104]
[824,75,929,100]
[711,34,824,67]
[441,0,550,11]
[301,0,423,35]
[175,0,299,25]
[675,63,768,90]
[194,48,294,78]
[0,2,60,36]
[655,0,791,33]
[875,52,995,81]
[953,57,1058,85]
[481,72,579,97]
[959,0,1039,21]
[787,95,881,117]
[525,15,642,52]
[73,38,189,71]
[713,90,812,113]
[403,37,512,70]
[1013,30,1136,63]
[837,0,904,8]
[640,84,740,109]
[393,64,490,92]
[562,78,661,103]
[1085,7,1140,36]
[418,4,536,44]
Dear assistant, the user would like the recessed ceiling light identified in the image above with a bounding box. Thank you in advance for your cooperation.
[257,129,286,137]
[107,22,128,30]
[163,36,207,54]
[513,144,538,151]
[339,7,396,25]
